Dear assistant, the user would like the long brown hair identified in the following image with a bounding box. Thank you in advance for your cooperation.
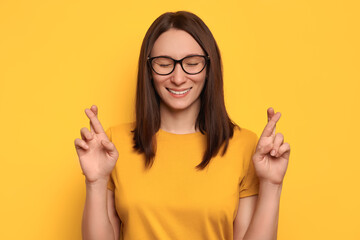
[132,11,238,170]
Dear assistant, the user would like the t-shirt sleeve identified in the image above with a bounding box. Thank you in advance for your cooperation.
[239,133,260,198]
[105,127,115,192]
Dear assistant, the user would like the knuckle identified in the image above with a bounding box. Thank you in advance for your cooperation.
[277,132,284,138]
[275,133,284,144]
[281,142,290,151]
[286,142,291,150]
[80,127,88,134]
[74,138,81,145]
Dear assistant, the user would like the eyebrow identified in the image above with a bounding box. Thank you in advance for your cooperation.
[150,53,204,58]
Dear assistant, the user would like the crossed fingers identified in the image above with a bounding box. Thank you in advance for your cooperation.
[261,107,281,139]
[259,107,285,157]
[85,105,105,134]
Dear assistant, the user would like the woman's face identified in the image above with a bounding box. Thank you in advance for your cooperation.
[150,28,207,112]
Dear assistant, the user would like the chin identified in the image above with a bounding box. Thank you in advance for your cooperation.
[164,97,200,112]
[165,103,190,112]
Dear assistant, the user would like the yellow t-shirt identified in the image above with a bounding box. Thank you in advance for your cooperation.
[105,122,259,240]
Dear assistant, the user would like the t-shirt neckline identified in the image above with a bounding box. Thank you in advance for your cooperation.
[157,128,204,137]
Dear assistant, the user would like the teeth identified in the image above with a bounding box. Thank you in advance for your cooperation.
[168,88,191,95]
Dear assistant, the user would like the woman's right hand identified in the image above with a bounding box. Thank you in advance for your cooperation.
[74,105,119,184]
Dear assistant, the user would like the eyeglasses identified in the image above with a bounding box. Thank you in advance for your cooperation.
[148,55,209,76]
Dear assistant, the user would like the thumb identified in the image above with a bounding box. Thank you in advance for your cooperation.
[254,142,273,160]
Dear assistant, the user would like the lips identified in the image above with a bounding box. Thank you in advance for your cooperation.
[166,87,192,95]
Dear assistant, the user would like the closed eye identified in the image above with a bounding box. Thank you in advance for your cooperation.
[185,63,199,66]
[158,64,172,67]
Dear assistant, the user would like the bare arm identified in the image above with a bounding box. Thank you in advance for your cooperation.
[238,108,289,239]
[242,181,282,240]
[107,189,121,240]
[233,195,257,240]
[75,105,120,240]
[82,178,115,240]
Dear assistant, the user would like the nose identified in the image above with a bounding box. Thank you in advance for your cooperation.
[170,62,187,85]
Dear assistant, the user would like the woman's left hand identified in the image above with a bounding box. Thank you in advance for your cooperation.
[252,107,291,185]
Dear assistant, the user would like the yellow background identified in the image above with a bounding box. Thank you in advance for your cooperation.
[0,0,359,239]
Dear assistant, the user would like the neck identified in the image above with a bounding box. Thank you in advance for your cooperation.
[159,99,200,134]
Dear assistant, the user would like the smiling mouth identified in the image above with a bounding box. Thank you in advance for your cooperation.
[166,87,192,95]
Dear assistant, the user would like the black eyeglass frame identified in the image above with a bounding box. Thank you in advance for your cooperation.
[147,55,210,76]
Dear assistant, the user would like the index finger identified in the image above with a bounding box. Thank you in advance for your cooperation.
[85,108,105,134]
[261,112,281,138]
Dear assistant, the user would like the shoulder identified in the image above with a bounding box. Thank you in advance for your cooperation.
[227,125,259,171]
[105,121,135,141]
[232,125,258,148]
[111,121,135,134]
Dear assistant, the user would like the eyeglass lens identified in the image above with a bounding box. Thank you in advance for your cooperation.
[151,56,206,75]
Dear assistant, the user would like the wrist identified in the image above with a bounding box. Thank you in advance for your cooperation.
[85,176,109,187]
[259,180,283,192]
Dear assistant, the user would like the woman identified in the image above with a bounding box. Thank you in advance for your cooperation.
[74,11,290,240]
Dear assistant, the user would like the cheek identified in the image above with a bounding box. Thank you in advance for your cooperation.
[193,73,206,87]
[152,77,167,95]
[196,75,207,93]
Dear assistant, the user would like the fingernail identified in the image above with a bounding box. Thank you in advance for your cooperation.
[271,150,276,156]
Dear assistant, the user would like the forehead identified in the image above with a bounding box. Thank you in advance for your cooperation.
[151,28,205,58]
